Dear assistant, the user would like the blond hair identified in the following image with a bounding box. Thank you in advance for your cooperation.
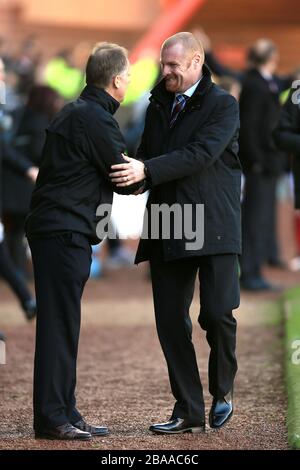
[162,32,204,57]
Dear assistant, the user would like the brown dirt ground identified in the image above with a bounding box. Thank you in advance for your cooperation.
[0,262,298,450]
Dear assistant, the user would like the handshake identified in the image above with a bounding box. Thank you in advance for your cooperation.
[109,154,147,194]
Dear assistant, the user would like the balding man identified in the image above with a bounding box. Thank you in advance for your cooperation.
[110,32,241,433]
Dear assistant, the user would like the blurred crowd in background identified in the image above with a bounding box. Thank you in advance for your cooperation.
[1,28,300,328]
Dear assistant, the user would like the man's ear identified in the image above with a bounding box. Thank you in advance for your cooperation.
[113,75,120,89]
[193,53,202,66]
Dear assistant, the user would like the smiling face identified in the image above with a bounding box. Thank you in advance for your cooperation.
[160,42,203,94]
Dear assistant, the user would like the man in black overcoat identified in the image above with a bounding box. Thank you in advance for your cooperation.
[110,32,241,433]
[239,40,287,290]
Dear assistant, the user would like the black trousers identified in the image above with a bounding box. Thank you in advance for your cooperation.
[241,172,278,279]
[29,233,91,431]
[149,250,239,422]
[3,212,28,277]
[0,239,32,307]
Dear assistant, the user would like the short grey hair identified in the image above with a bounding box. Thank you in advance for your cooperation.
[86,42,128,88]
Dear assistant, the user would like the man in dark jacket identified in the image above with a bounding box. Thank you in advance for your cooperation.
[1,56,37,321]
[274,87,300,208]
[110,32,241,433]
[238,40,286,290]
[25,42,141,440]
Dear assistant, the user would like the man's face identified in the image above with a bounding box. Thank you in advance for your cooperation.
[268,50,279,74]
[160,43,202,93]
[115,60,131,102]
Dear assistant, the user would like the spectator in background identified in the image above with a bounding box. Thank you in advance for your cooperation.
[196,29,298,274]
[274,68,300,271]
[238,40,287,290]
[218,76,241,101]
[0,37,10,66]
[2,62,23,118]
[0,220,36,320]
[2,85,62,278]
[43,46,86,101]
[194,28,292,91]
[0,56,37,320]
[14,35,41,97]
[274,87,300,208]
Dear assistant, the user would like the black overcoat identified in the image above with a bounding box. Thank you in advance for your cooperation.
[135,64,242,263]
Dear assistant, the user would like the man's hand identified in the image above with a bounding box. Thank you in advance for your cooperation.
[26,166,39,183]
[110,154,146,187]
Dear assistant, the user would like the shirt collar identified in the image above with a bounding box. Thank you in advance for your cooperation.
[258,69,273,81]
[175,77,202,100]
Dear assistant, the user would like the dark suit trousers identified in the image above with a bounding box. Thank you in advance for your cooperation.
[241,172,278,279]
[149,248,239,421]
[29,233,91,431]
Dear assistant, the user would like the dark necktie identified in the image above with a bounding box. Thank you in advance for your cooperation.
[170,94,187,127]
[268,77,279,94]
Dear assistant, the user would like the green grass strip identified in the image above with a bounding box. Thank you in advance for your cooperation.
[282,287,300,449]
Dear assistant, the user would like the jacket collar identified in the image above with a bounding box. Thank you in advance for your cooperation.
[150,63,213,106]
[246,67,278,82]
[80,85,120,115]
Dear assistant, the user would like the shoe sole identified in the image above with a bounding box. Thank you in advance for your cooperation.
[150,426,205,435]
[209,410,233,429]
[35,434,92,440]
[90,431,110,437]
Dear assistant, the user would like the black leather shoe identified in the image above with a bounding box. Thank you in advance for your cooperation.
[73,419,109,436]
[35,422,92,440]
[209,391,233,429]
[149,418,205,434]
